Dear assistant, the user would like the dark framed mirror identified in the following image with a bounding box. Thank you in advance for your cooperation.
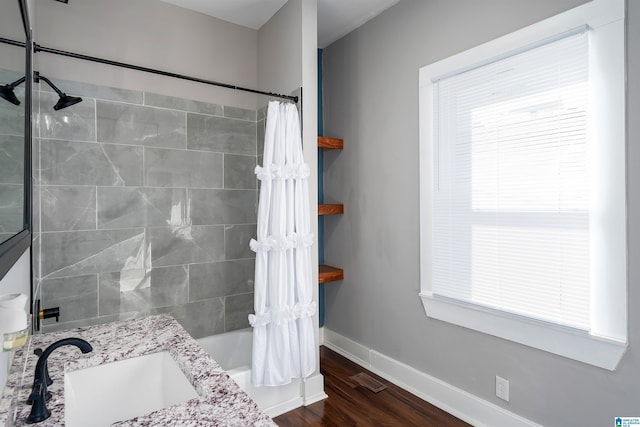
[0,0,32,280]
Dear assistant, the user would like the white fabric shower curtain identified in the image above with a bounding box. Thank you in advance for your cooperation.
[249,100,316,387]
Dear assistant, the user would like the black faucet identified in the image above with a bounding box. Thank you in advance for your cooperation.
[26,338,93,424]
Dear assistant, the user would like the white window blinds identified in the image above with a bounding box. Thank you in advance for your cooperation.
[432,30,590,329]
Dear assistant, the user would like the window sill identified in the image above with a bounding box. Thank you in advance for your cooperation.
[419,293,627,371]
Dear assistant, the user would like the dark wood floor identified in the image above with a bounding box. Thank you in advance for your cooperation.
[273,346,471,427]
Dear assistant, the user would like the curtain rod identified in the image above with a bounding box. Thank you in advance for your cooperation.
[0,37,26,48]
[0,37,299,103]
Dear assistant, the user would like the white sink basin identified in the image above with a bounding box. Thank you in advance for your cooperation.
[64,351,199,427]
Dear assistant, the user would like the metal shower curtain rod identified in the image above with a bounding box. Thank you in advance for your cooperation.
[0,37,299,103]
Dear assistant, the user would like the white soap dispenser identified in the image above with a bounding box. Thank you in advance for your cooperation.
[0,293,28,351]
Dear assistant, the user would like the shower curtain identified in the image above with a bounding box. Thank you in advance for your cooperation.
[249,100,316,387]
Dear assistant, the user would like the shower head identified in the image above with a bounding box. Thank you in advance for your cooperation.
[53,94,82,111]
[0,76,26,106]
[0,86,20,106]
[34,72,83,111]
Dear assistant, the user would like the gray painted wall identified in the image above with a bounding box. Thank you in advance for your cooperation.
[258,0,303,98]
[0,0,25,73]
[32,0,259,110]
[322,0,639,425]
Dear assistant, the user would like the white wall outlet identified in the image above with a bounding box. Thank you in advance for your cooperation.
[495,375,510,402]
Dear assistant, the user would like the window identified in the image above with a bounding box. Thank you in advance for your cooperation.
[419,0,626,370]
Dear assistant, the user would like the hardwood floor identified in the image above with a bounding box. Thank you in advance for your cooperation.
[273,346,471,427]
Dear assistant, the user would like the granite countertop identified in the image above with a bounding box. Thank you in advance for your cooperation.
[0,315,277,427]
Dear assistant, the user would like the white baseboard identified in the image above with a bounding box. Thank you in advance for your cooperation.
[263,397,304,418]
[322,328,542,427]
[303,372,328,406]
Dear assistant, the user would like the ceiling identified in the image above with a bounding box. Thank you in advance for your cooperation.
[159,0,399,48]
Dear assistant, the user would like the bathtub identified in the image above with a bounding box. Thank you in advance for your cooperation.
[196,329,303,418]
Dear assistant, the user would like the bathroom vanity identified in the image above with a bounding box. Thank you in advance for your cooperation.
[0,314,276,426]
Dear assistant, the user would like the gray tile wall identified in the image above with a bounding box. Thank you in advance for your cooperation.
[33,80,259,338]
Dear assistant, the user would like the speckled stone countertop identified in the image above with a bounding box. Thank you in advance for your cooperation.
[0,315,277,427]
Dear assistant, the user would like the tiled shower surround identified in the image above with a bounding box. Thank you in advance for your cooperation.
[33,78,267,338]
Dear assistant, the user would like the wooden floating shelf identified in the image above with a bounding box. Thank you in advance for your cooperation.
[319,265,344,284]
[318,136,344,150]
[318,135,344,285]
[319,204,344,215]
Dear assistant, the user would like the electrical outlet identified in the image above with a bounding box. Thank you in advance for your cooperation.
[496,375,510,402]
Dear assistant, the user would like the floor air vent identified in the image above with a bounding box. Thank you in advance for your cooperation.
[350,373,387,393]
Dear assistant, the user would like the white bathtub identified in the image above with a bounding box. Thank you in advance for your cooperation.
[196,329,303,418]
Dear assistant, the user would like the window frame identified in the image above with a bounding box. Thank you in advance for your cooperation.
[418,0,627,370]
